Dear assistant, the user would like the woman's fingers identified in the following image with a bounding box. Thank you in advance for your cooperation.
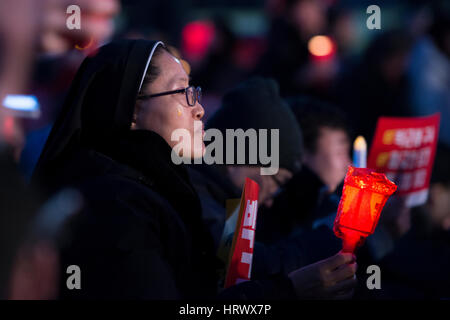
[326,252,355,271]
[328,274,358,295]
[331,261,357,282]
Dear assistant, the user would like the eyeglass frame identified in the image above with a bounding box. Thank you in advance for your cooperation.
[137,86,202,107]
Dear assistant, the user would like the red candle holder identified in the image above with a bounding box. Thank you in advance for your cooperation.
[334,166,397,253]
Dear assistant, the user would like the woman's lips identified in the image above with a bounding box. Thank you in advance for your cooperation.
[194,122,205,138]
[199,124,205,137]
[194,129,205,139]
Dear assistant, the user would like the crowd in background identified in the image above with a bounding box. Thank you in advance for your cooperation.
[0,0,449,300]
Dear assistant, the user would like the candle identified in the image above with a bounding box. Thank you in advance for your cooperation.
[353,136,367,168]
[334,166,397,253]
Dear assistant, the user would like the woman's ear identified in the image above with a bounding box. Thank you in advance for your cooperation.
[131,103,141,129]
[130,110,137,129]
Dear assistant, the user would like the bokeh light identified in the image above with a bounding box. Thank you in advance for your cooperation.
[181,20,215,62]
[308,35,335,59]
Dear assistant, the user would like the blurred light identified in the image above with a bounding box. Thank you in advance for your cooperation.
[308,35,335,59]
[3,95,38,111]
[2,95,41,119]
[353,136,367,168]
[3,116,15,138]
[181,20,215,61]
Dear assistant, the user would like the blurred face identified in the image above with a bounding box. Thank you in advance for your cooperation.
[427,183,450,231]
[133,50,205,158]
[304,127,351,192]
[227,166,293,208]
[41,0,120,53]
[290,0,326,39]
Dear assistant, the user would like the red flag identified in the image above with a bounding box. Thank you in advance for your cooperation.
[224,178,259,288]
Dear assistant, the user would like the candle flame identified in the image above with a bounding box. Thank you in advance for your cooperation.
[354,136,367,151]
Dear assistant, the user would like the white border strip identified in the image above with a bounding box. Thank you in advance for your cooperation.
[138,41,164,92]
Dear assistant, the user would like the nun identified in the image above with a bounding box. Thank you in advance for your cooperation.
[32,40,219,299]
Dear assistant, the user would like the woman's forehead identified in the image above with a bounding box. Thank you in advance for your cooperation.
[157,51,188,87]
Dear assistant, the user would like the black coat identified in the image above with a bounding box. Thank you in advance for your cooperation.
[56,131,217,299]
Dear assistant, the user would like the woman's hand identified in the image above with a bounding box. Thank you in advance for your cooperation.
[288,251,357,299]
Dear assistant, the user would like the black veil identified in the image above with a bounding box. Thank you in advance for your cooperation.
[32,39,164,187]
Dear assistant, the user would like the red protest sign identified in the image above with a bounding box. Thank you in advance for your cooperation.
[368,113,440,207]
[224,178,259,289]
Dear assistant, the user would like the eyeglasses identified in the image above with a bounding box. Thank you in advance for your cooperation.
[137,86,202,107]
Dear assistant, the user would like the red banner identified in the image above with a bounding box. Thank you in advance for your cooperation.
[224,178,260,288]
[368,113,440,207]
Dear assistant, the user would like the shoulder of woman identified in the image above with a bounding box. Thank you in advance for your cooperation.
[63,149,183,227]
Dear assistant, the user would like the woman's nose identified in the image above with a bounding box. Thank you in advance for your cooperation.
[192,102,205,120]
